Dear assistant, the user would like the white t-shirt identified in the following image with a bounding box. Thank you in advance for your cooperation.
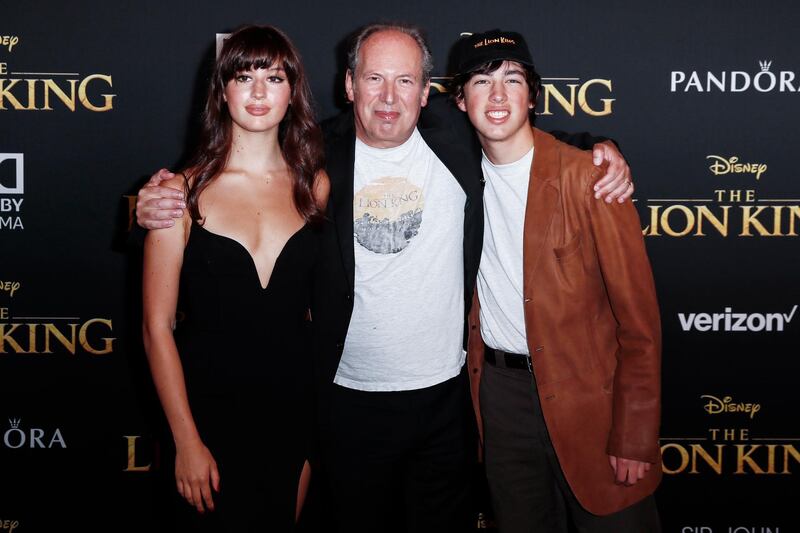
[477,147,533,355]
[334,128,467,391]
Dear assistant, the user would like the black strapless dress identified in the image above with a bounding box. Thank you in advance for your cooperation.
[166,220,318,532]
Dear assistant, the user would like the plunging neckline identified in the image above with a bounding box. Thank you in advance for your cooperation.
[193,222,309,290]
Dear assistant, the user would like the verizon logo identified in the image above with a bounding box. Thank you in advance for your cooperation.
[678,305,797,332]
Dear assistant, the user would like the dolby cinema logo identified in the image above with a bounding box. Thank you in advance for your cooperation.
[0,153,24,231]
[670,60,800,93]
[0,153,23,194]
[678,304,797,332]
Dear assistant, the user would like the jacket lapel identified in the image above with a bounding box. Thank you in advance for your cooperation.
[326,122,357,292]
[523,128,561,292]
[419,125,483,196]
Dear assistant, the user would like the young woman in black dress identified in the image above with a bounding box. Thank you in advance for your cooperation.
[142,25,328,531]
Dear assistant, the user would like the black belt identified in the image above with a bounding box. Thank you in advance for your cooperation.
[484,344,533,373]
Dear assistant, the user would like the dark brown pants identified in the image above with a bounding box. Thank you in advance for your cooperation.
[480,362,661,533]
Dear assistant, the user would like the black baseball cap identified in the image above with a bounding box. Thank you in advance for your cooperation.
[454,29,534,75]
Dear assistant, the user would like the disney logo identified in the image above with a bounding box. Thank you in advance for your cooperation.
[0,35,19,53]
[0,280,20,298]
[706,155,767,180]
[0,519,19,533]
[701,394,761,419]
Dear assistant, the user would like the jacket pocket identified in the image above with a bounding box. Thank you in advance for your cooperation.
[553,232,582,261]
[552,233,585,294]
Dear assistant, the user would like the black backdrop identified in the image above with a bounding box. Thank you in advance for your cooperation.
[2,1,798,532]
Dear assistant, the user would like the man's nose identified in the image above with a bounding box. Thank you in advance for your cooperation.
[490,83,506,103]
[381,81,395,104]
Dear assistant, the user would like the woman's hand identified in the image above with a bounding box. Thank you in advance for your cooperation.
[175,439,220,513]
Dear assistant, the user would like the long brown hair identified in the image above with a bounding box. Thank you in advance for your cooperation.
[185,25,325,225]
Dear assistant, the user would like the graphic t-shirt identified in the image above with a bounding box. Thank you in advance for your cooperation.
[335,128,466,391]
[353,176,424,254]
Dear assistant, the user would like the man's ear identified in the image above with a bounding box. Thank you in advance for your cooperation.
[456,94,466,112]
[420,80,431,108]
[345,69,355,103]
[529,88,540,110]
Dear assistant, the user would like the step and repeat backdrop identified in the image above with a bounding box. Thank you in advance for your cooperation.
[2,1,798,532]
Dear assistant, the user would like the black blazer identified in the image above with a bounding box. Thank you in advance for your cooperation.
[310,94,608,391]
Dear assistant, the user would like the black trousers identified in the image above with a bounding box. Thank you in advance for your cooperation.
[322,368,476,533]
[480,362,661,533]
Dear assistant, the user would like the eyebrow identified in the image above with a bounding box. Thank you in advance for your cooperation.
[361,70,418,79]
[238,66,285,74]
[503,69,526,77]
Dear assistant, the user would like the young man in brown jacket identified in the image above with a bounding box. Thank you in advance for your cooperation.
[452,30,662,532]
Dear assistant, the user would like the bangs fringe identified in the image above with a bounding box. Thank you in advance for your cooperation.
[218,30,293,83]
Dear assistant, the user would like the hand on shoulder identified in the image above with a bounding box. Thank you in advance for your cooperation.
[591,141,633,204]
[144,171,192,245]
[136,168,188,230]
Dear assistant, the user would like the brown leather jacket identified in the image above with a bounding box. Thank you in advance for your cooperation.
[467,128,662,516]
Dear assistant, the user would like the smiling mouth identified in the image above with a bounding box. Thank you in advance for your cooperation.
[486,110,510,120]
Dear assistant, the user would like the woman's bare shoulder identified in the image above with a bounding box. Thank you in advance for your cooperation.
[313,169,330,208]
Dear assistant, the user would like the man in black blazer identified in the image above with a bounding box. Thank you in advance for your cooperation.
[309,25,487,533]
[135,22,633,533]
